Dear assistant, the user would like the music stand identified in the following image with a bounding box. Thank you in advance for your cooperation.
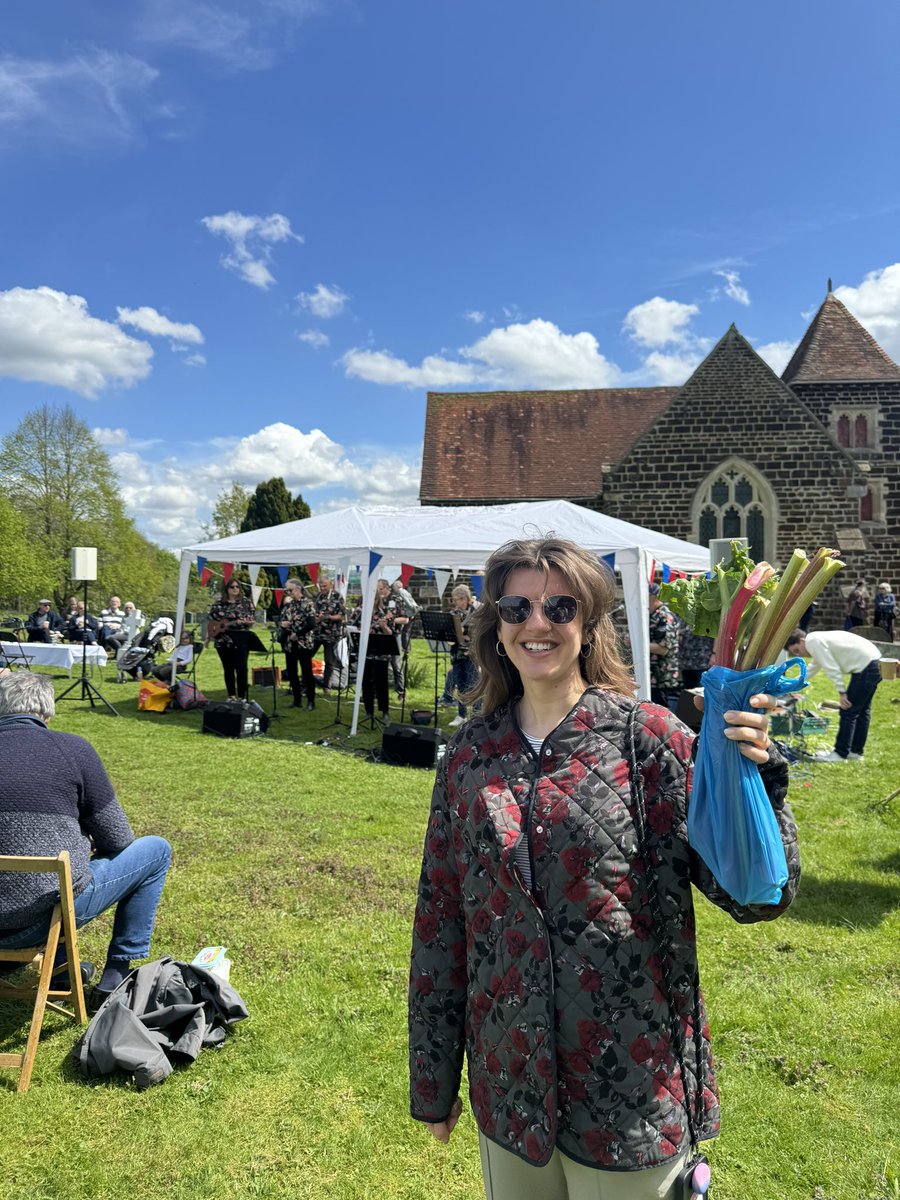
[324,630,354,729]
[419,610,461,730]
[363,634,397,729]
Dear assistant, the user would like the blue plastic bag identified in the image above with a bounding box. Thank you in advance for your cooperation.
[689,657,806,906]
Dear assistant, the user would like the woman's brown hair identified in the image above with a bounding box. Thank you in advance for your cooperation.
[465,536,635,716]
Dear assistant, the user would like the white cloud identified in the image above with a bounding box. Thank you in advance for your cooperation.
[92,427,130,447]
[117,305,203,346]
[834,263,900,359]
[297,283,348,319]
[344,318,621,390]
[0,287,152,398]
[342,349,478,389]
[0,50,160,147]
[297,329,330,348]
[639,349,705,386]
[109,422,422,547]
[185,353,207,367]
[135,0,324,71]
[623,297,700,348]
[756,340,797,376]
[715,269,751,306]
[464,310,485,324]
[202,210,302,289]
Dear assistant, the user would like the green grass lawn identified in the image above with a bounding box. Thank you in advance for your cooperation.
[1,641,898,1200]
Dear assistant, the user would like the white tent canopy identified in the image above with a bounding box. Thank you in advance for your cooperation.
[175,500,711,734]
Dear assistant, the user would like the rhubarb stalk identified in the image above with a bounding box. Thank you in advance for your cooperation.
[714,562,775,669]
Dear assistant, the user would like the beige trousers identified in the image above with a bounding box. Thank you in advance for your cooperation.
[479,1134,688,1200]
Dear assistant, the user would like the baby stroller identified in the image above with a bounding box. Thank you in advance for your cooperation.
[116,617,176,681]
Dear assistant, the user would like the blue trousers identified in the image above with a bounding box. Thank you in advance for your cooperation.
[834,660,882,757]
[0,836,171,963]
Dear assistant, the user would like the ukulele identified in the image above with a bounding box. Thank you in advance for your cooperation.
[207,618,252,639]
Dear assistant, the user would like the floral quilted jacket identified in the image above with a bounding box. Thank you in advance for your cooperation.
[408,688,798,1171]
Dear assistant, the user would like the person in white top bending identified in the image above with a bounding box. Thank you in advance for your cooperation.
[785,627,882,762]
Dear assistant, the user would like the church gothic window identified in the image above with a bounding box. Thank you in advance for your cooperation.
[692,460,776,563]
[831,407,876,451]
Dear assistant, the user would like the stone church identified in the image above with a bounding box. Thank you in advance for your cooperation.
[419,290,899,628]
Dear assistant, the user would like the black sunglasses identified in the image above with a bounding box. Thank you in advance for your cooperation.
[496,594,579,625]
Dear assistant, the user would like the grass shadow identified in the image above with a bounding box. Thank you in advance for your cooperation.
[784,873,900,929]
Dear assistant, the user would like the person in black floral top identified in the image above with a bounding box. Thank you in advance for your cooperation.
[207,579,255,700]
[648,583,681,711]
[409,537,797,1199]
[362,578,396,720]
[313,573,346,694]
[280,578,318,710]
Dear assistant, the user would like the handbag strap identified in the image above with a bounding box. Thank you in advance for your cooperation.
[626,704,703,1152]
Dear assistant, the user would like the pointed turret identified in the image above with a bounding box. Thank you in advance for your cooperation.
[782,291,900,384]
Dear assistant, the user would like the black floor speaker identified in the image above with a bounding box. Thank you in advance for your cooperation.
[380,722,445,768]
[202,699,269,738]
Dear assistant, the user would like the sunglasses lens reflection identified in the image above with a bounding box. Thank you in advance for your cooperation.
[546,595,578,624]
[497,596,531,624]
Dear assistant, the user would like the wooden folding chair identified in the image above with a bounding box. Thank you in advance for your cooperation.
[0,851,88,1092]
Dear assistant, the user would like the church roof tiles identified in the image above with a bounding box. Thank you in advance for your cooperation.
[781,292,900,383]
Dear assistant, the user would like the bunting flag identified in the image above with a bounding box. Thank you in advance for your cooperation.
[222,562,234,585]
[400,563,415,587]
[251,584,262,607]
[426,569,433,580]
[274,589,285,607]
[307,563,319,586]
[450,568,458,582]
[662,564,671,583]
[196,556,207,580]
[368,551,382,575]
[601,553,615,575]
[246,564,262,585]
[470,575,483,600]
[276,565,289,588]
[434,569,451,599]
[200,567,212,587]
[648,558,655,584]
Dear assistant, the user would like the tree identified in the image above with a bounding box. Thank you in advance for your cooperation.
[0,495,51,611]
[0,403,183,613]
[240,478,310,533]
[202,482,252,540]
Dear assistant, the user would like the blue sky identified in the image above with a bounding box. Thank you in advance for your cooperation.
[2,0,899,547]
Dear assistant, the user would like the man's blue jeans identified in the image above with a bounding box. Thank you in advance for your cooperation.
[834,660,882,757]
[0,836,171,963]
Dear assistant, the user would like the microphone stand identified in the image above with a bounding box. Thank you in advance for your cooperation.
[268,628,282,721]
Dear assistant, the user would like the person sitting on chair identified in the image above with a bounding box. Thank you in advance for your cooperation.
[0,673,171,1011]
[149,631,195,682]
[99,595,129,651]
[66,601,100,646]
[25,600,64,644]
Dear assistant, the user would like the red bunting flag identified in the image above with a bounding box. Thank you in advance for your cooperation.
[400,563,415,588]
[274,589,285,607]
[648,558,656,583]
[307,563,319,585]
[200,567,212,587]
[222,562,234,585]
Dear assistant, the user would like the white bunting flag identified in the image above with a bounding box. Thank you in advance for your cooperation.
[251,584,262,607]
[246,564,262,585]
[434,569,451,599]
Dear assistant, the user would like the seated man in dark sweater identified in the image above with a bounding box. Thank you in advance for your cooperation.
[0,673,171,1010]
[25,600,64,643]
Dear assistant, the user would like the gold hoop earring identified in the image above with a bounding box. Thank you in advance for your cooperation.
[580,644,590,658]
[496,641,508,658]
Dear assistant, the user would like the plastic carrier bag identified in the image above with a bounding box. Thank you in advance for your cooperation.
[690,657,806,906]
[138,679,173,713]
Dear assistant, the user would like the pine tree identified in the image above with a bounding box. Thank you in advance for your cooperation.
[240,478,310,532]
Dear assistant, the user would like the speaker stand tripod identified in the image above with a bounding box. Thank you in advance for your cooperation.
[57,580,119,716]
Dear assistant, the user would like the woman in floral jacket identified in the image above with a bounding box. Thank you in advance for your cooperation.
[409,537,799,1200]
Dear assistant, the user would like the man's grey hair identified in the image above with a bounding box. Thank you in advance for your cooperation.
[0,672,56,721]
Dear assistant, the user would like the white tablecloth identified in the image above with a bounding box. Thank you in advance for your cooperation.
[1,642,108,675]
